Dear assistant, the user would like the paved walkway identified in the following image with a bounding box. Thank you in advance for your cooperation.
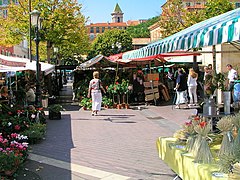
[17,83,194,180]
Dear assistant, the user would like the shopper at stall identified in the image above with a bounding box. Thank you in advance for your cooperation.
[87,71,106,116]
[25,84,36,105]
[227,64,238,91]
[174,69,188,109]
[166,69,175,95]
[0,86,8,100]
[227,64,238,103]
[187,68,198,106]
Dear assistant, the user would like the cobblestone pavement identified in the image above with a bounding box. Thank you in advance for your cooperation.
[17,84,194,180]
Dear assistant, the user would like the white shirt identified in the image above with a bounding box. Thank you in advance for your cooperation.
[228,69,238,82]
[187,74,198,87]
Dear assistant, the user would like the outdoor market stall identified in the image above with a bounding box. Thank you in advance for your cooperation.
[149,8,240,180]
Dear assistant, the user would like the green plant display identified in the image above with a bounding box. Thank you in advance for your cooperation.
[80,97,92,109]
[22,123,46,144]
[48,104,65,113]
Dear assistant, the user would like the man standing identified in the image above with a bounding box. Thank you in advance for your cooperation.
[227,64,238,91]
[227,64,238,104]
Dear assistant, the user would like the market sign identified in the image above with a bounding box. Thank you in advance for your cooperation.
[0,58,26,67]
[122,8,240,60]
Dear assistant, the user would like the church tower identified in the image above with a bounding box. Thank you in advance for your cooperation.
[111,3,124,23]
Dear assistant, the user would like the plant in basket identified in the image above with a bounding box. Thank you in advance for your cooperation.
[48,104,65,120]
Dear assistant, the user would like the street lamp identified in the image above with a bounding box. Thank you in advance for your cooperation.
[30,9,42,107]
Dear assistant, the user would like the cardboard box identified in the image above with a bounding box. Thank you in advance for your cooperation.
[146,73,159,81]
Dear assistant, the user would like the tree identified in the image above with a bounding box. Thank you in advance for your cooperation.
[158,0,234,38]
[204,0,234,19]
[88,29,132,58]
[126,16,159,38]
[0,0,90,63]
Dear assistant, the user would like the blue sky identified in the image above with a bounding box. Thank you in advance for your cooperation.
[78,0,166,24]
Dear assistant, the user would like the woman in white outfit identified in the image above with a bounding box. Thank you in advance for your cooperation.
[87,71,106,116]
[187,68,198,106]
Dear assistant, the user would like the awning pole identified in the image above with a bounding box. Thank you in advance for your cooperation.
[212,45,216,74]
[115,62,119,82]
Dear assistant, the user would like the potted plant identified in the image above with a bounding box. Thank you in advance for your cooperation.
[22,123,47,144]
[80,97,92,110]
[0,133,28,176]
[102,96,113,108]
[48,104,65,120]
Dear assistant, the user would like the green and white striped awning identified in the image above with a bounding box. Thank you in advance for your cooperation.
[122,8,240,60]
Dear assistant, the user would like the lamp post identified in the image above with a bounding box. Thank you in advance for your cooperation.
[30,9,42,107]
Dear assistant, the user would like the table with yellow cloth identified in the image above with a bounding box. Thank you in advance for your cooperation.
[156,137,228,180]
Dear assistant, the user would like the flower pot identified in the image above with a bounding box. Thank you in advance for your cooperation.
[83,106,87,110]
[4,168,18,176]
[121,103,126,108]
[113,103,117,109]
[42,99,48,108]
[223,91,231,115]
[125,104,130,109]
[117,104,122,109]
[49,110,61,120]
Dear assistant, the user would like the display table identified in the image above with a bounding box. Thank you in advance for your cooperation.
[156,137,228,180]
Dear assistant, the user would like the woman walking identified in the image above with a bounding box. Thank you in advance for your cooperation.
[87,71,106,116]
[187,68,198,106]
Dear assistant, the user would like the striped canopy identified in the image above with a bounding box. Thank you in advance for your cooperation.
[122,8,240,60]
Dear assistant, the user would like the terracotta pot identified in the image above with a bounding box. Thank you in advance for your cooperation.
[4,169,17,176]
[125,104,130,109]
[83,106,87,110]
[113,103,117,108]
[121,103,126,108]
[117,104,122,109]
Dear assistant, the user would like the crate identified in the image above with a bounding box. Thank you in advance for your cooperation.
[146,73,159,81]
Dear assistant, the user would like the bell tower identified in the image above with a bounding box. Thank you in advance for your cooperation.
[111,3,124,23]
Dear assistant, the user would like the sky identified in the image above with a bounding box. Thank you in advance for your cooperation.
[78,0,166,24]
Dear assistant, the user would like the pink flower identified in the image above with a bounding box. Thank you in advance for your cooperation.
[14,125,21,131]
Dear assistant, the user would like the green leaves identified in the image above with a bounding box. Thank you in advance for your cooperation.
[89,29,132,58]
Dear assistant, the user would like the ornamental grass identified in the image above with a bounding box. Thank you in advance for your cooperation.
[217,116,234,157]
[231,112,240,150]
[193,122,213,164]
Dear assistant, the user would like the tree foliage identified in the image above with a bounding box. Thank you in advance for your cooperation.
[126,16,159,38]
[158,0,234,38]
[88,29,132,58]
[204,0,234,19]
[0,0,90,64]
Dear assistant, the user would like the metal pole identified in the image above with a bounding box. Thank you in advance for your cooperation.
[35,23,41,107]
[29,0,32,62]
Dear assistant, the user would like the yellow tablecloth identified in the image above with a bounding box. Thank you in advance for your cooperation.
[156,137,228,180]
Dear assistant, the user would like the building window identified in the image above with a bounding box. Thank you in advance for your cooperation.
[196,2,201,5]
[90,27,94,33]
[3,9,7,18]
[3,0,8,5]
[89,34,95,40]
[186,2,191,6]
[108,26,111,29]
[102,27,105,33]
[117,17,120,23]
[96,27,99,33]
[236,2,240,8]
